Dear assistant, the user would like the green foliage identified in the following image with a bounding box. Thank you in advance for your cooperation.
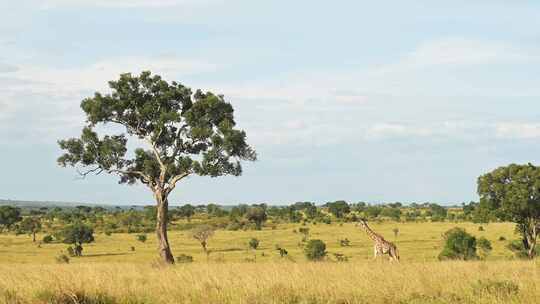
[136,234,147,243]
[177,204,195,221]
[304,239,327,261]
[326,201,350,218]
[42,235,54,243]
[57,71,257,185]
[478,163,540,258]
[0,206,22,231]
[438,227,478,261]
[381,208,401,221]
[248,238,259,250]
[18,216,42,241]
[506,239,540,259]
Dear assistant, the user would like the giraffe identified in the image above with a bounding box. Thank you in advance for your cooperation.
[357,219,400,261]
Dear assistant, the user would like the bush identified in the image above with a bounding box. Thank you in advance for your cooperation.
[438,227,478,261]
[506,240,539,259]
[333,253,348,262]
[499,236,506,241]
[248,238,259,250]
[176,254,194,263]
[339,238,350,247]
[226,221,242,231]
[478,226,484,231]
[275,245,288,257]
[304,239,327,261]
[66,246,76,257]
[42,235,54,244]
[298,227,310,242]
[136,234,147,243]
[472,280,519,298]
[55,254,70,264]
[477,237,492,259]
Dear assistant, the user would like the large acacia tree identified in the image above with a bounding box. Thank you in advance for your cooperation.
[477,163,540,259]
[58,71,256,263]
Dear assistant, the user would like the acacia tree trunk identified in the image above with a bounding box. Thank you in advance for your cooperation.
[526,221,538,259]
[155,190,175,264]
[32,231,36,242]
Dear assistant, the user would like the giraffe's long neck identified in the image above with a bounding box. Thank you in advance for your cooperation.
[360,221,383,242]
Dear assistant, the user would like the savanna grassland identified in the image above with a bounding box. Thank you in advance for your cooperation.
[1,221,539,304]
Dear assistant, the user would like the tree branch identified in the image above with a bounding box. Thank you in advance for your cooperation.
[165,172,190,194]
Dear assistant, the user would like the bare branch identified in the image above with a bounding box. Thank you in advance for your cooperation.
[166,172,190,194]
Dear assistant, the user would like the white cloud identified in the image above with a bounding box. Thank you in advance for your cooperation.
[12,55,221,96]
[385,38,537,71]
[495,123,540,139]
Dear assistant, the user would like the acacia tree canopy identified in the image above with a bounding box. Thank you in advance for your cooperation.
[57,71,256,263]
[477,163,540,259]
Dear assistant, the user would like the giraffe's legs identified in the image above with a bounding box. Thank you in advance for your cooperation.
[373,245,378,260]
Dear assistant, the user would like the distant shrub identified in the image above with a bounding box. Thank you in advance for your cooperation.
[275,245,288,257]
[339,238,350,247]
[498,236,506,241]
[136,234,147,243]
[176,254,194,263]
[478,226,484,231]
[249,238,260,250]
[55,254,70,264]
[472,280,519,298]
[226,221,242,231]
[304,239,327,261]
[477,237,492,259]
[333,253,348,262]
[130,246,135,251]
[42,235,54,244]
[322,217,331,225]
[66,246,76,257]
[438,227,478,261]
[506,240,539,259]
[392,228,399,238]
[104,230,113,236]
[298,227,310,242]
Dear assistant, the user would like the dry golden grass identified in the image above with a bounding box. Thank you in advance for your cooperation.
[0,222,517,264]
[1,261,539,304]
[0,221,537,303]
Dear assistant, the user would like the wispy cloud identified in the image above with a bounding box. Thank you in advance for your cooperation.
[39,0,221,9]
[495,123,540,139]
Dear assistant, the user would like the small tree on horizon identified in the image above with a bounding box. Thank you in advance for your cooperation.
[19,216,42,242]
[61,222,95,256]
[191,225,215,255]
[57,71,256,264]
[0,206,22,232]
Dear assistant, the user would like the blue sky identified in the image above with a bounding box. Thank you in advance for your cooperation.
[1,0,540,205]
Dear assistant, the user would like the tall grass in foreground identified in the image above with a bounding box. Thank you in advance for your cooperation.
[0,261,538,304]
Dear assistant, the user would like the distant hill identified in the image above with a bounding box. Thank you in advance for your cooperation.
[0,199,150,210]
